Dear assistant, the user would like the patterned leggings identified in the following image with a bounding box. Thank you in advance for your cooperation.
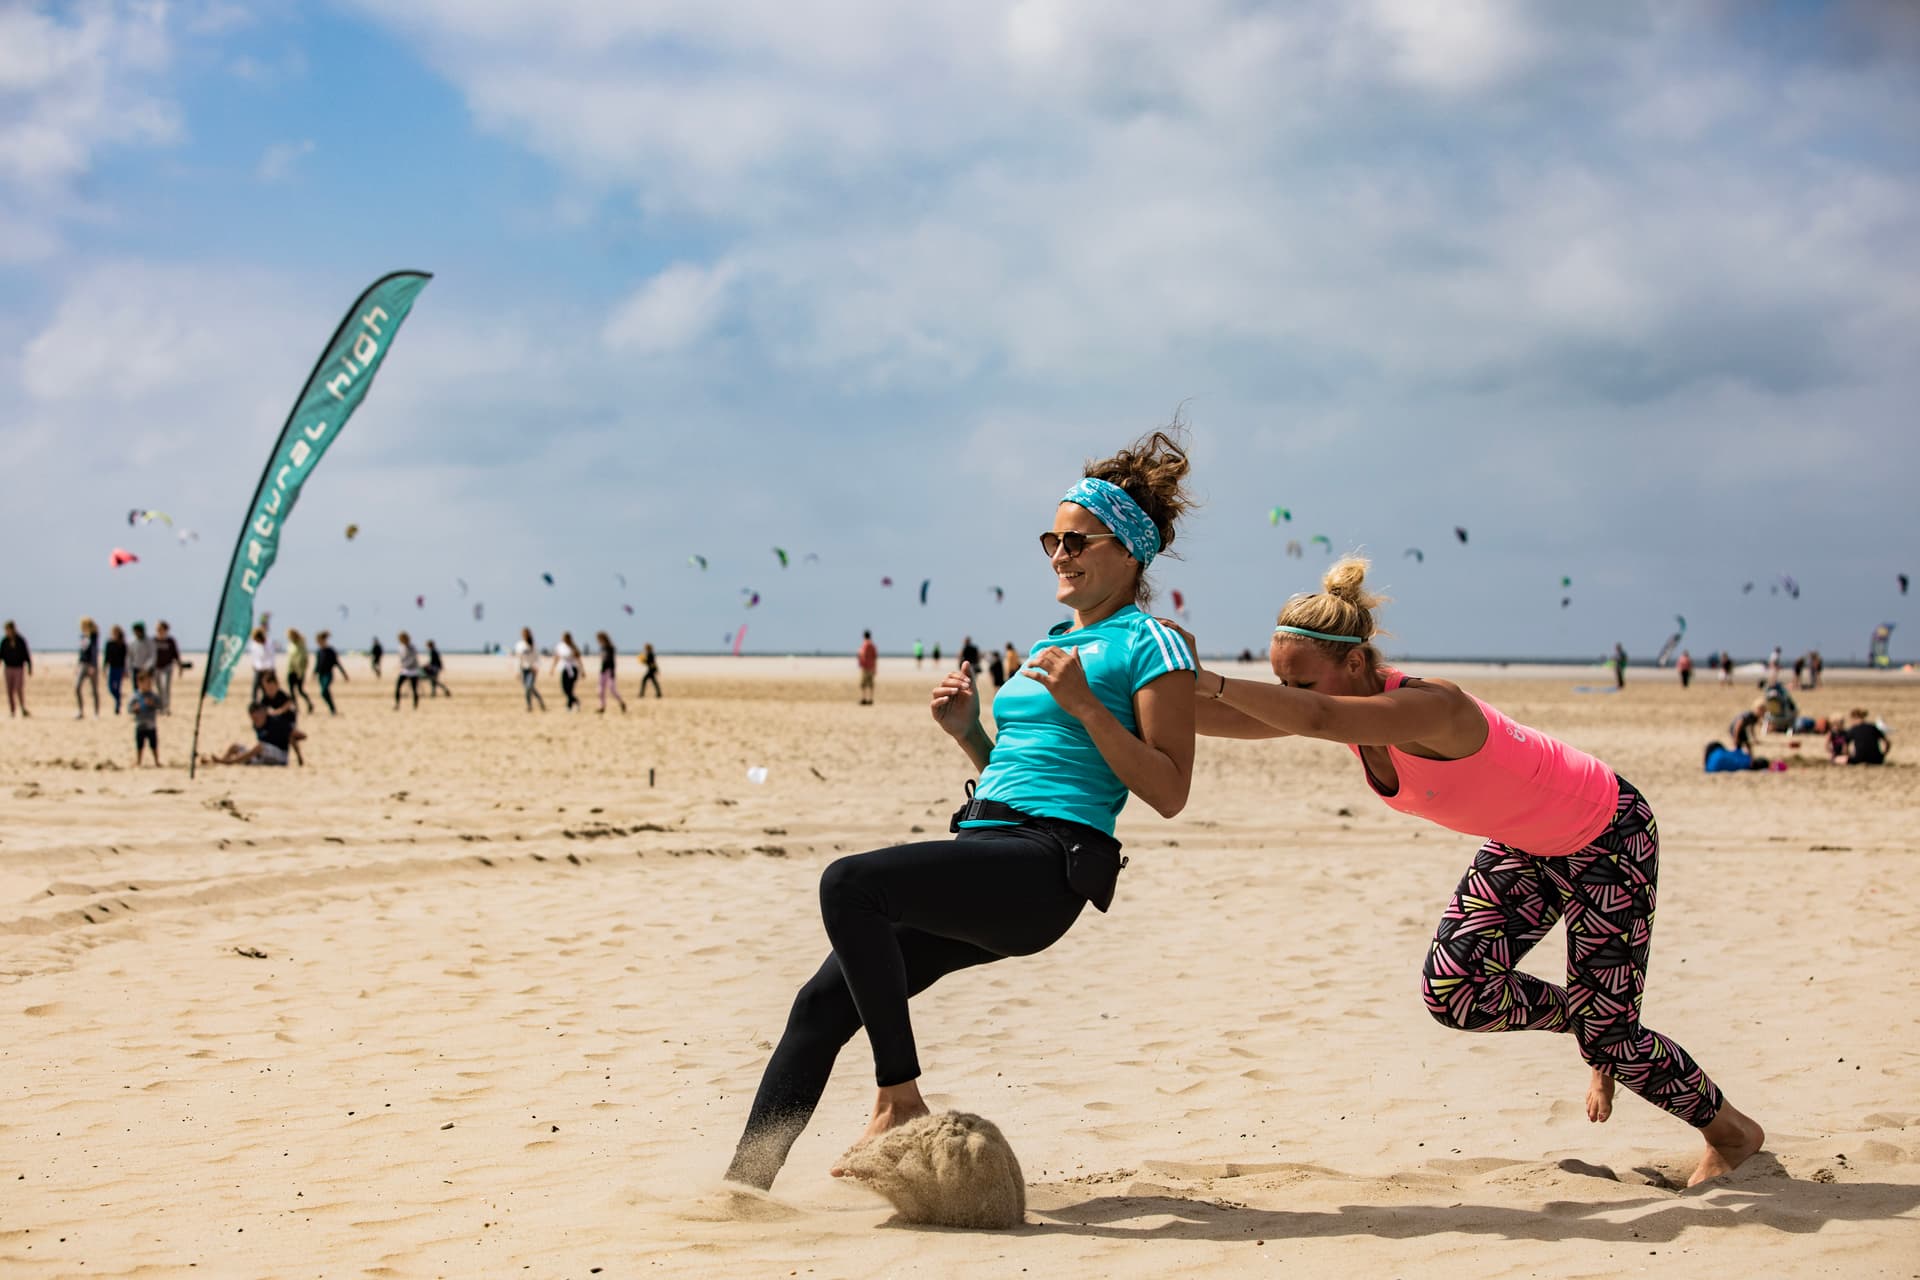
[1421,778,1725,1127]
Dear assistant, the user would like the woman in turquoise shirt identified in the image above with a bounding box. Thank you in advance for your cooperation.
[726,431,1198,1190]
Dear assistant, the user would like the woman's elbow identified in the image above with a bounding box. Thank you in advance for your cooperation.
[1149,776,1193,819]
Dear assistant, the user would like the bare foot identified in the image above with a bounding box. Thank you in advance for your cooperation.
[1688,1103,1765,1187]
[829,1087,931,1178]
[1586,1068,1615,1123]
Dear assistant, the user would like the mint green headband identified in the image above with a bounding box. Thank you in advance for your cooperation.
[1274,624,1364,644]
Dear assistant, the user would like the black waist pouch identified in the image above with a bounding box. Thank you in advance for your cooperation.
[951,785,1128,913]
[1046,820,1126,913]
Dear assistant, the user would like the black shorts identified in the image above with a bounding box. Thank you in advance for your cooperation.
[135,725,158,751]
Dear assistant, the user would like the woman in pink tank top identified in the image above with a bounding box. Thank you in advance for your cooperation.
[1169,556,1764,1188]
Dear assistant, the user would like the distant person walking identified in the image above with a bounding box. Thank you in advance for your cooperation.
[314,630,346,714]
[153,621,181,714]
[1610,642,1627,690]
[1676,650,1693,689]
[1004,641,1020,682]
[128,621,156,687]
[246,626,277,704]
[515,628,546,711]
[285,628,317,714]
[959,635,980,678]
[425,640,452,698]
[393,631,424,709]
[75,617,101,718]
[857,630,878,705]
[104,624,129,714]
[2,620,31,717]
[638,643,662,699]
[551,631,583,711]
[370,636,384,677]
[596,632,627,713]
[1766,646,1783,686]
[1808,650,1823,690]
[1719,652,1734,685]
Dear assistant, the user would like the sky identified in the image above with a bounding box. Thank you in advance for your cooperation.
[3,0,1916,662]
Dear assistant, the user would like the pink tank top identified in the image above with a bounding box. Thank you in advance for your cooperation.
[1348,669,1619,857]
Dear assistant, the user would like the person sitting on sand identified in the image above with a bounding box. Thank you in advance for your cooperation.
[1167,557,1765,1188]
[201,694,301,767]
[724,429,1198,1191]
[1836,709,1891,766]
[1761,681,1797,735]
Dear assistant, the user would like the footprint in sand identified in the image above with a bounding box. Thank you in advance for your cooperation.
[670,1184,805,1223]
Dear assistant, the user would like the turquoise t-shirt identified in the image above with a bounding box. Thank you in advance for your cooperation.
[967,605,1195,835]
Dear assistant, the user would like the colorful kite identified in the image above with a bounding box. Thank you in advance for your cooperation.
[732,624,747,657]
[1310,535,1333,554]
[415,595,425,609]
[1560,576,1572,588]
[1269,507,1291,525]
[110,547,138,567]
[688,555,708,571]
[741,589,761,608]
[773,548,789,569]
[345,523,360,540]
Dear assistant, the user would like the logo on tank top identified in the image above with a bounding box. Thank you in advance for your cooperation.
[1508,726,1528,743]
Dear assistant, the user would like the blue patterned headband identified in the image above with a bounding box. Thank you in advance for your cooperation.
[1062,477,1161,566]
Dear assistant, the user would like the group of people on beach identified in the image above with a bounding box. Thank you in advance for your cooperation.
[2,617,188,721]
[723,427,1767,1199]
[511,629,662,712]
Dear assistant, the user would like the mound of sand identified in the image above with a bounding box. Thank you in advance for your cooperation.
[837,1111,1026,1229]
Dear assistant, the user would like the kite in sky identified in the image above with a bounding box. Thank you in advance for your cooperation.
[415,595,425,609]
[881,576,894,587]
[345,523,359,540]
[614,572,627,589]
[457,578,469,597]
[1404,548,1423,563]
[1310,535,1333,554]
[473,603,484,621]
[1269,507,1291,525]
[622,604,634,615]
[110,548,138,567]
[541,572,555,586]
[688,555,708,571]
[1900,573,1909,596]
[1285,540,1302,559]
[773,548,789,569]
[990,586,1004,603]
[741,589,761,608]
[920,579,931,605]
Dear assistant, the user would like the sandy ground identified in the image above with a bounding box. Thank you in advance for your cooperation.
[3,654,1917,1277]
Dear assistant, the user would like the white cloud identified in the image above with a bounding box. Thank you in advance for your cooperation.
[603,261,738,355]
[255,138,314,182]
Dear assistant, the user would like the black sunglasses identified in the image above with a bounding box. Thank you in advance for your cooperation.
[1039,531,1122,558]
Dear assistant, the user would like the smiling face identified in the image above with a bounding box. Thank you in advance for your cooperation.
[1049,502,1138,613]
[1269,635,1372,696]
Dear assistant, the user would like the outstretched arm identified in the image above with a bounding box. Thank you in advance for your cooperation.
[1211,672,1479,748]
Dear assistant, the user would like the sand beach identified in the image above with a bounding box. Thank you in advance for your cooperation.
[3,655,1917,1276]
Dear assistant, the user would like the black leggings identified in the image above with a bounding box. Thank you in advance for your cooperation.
[639,670,661,698]
[395,673,421,707]
[288,670,314,713]
[318,671,337,715]
[560,667,580,709]
[726,826,1090,1187]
